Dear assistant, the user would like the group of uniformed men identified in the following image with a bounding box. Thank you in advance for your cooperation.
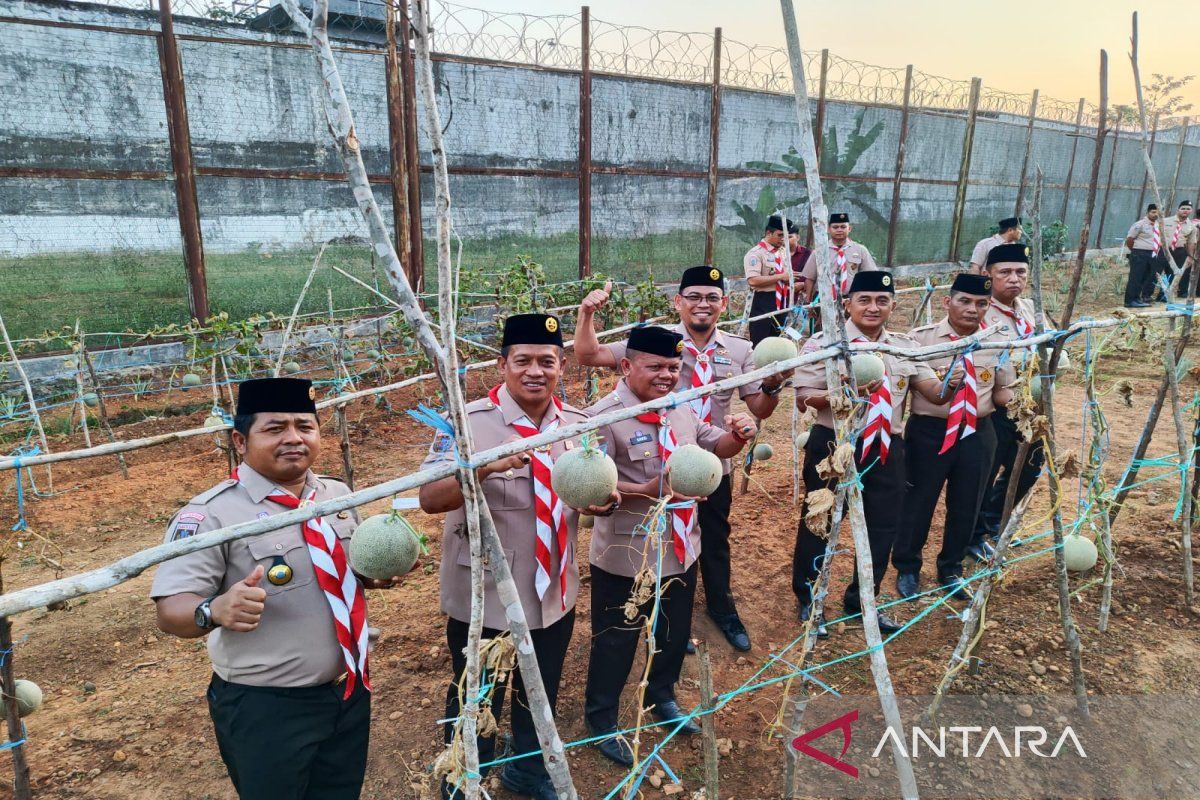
[1123,201,1199,307]
[149,211,1047,800]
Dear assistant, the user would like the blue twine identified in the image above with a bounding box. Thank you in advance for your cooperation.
[7,445,40,532]
[405,405,470,468]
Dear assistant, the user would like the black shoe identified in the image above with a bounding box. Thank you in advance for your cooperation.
[798,601,829,638]
[708,611,751,652]
[589,728,634,767]
[500,765,557,800]
[1126,301,1151,308]
[685,638,696,655]
[843,600,903,636]
[896,572,920,600]
[941,575,972,601]
[653,700,701,735]
[963,541,991,564]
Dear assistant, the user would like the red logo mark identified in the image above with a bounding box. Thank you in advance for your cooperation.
[791,709,859,778]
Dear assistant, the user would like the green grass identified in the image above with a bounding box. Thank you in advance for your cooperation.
[0,218,996,344]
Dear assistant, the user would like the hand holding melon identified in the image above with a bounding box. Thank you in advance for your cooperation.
[666,444,723,499]
[551,434,620,515]
[349,511,427,588]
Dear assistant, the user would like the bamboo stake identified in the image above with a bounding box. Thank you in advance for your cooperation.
[328,289,356,491]
[779,2,918,796]
[71,322,93,450]
[1030,172,1089,717]
[0,572,32,800]
[0,312,51,491]
[696,639,720,800]
[79,331,129,479]
[274,242,328,377]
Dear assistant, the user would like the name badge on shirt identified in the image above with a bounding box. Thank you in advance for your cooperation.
[712,355,733,365]
[630,431,653,445]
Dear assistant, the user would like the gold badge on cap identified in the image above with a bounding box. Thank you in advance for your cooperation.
[267,556,293,586]
[308,386,317,400]
[545,317,559,333]
[709,268,720,280]
[1024,246,1031,257]
[882,274,892,286]
[984,279,992,290]
[675,341,684,353]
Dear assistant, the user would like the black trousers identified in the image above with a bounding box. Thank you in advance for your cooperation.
[749,290,787,345]
[207,673,370,800]
[973,407,1045,542]
[791,425,906,606]
[698,475,737,619]
[893,414,997,581]
[444,610,575,781]
[585,563,697,732]
[1125,249,1158,304]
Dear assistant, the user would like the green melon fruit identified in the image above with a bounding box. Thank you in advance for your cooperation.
[203,414,225,430]
[349,513,423,581]
[282,361,302,375]
[579,514,595,529]
[795,430,811,449]
[1030,375,1042,401]
[551,444,618,509]
[181,373,203,388]
[667,444,723,497]
[1063,534,1098,572]
[367,349,383,361]
[752,336,798,369]
[851,354,885,385]
[14,679,42,717]
[752,443,773,461]
[81,392,99,408]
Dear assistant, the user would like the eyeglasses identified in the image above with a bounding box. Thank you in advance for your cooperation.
[681,293,724,305]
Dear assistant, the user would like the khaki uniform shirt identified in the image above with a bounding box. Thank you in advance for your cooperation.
[150,463,361,688]
[800,240,879,285]
[969,233,1006,270]
[907,319,1014,419]
[1163,216,1197,253]
[743,241,785,280]
[1127,218,1161,251]
[585,380,725,578]
[794,320,935,432]
[983,297,1038,340]
[420,384,588,631]
[605,324,761,475]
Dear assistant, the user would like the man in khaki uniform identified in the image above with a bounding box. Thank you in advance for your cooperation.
[893,274,1014,602]
[968,216,1022,273]
[792,270,944,636]
[972,243,1044,557]
[799,212,879,301]
[582,325,756,767]
[419,313,617,800]
[1163,201,1197,299]
[742,214,797,344]
[152,378,402,800]
[575,266,790,652]
[1124,203,1163,307]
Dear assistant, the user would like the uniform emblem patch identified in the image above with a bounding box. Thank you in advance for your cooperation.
[897,377,908,390]
[170,522,199,541]
[882,274,892,287]
[433,433,454,452]
[709,268,721,280]
[267,557,293,586]
[308,386,317,400]
[979,368,993,382]
[630,431,653,445]
[178,511,206,523]
[545,317,559,333]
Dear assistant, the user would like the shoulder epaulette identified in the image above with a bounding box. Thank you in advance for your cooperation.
[189,479,239,505]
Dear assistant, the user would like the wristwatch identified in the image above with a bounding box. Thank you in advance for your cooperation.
[762,381,786,396]
[194,597,219,630]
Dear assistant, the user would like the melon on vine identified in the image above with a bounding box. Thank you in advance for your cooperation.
[752,336,798,369]
[752,443,773,461]
[81,392,99,408]
[14,679,42,717]
[551,433,617,509]
[349,512,426,581]
[1063,534,1098,572]
[203,414,226,430]
[282,361,302,375]
[1030,375,1042,401]
[851,354,885,385]
[181,373,203,388]
[667,444,722,497]
[795,430,811,449]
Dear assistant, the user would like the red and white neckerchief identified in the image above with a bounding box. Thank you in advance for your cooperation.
[989,299,1033,337]
[939,335,978,455]
[683,335,719,423]
[1151,220,1162,257]
[834,241,853,296]
[233,467,369,699]
[489,385,570,609]
[636,411,696,566]
[852,337,892,464]
[758,240,787,310]
[1173,218,1186,249]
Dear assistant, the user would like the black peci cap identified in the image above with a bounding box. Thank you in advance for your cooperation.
[847,270,894,294]
[501,313,564,349]
[950,273,992,296]
[627,325,684,359]
[1148,203,1159,212]
[986,242,1030,266]
[765,214,786,232]
[236,378,317,417]
[998,216,1021,231]
[1181,201,1193,208]
[680,265,726,292]
[829,212,850,224]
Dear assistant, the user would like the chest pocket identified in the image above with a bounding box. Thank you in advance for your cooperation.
[627,442,663,483]
[482,463,531,511]
[247,528,317,596]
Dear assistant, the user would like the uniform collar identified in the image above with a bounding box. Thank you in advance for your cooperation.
[680,323,724,350]
[936,317,981,338]
[845,319,888,343]
[990,296,1019,314]
[494,383,562,427]
[236,461,321,504]
[615,378,658,408]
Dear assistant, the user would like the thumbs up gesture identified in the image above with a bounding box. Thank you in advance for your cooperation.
[211,565,267,632]
[580,280,613,315]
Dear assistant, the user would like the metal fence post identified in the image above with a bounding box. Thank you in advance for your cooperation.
[885,65,913,267]
[578,5,592,278]
[1013,89,1040,216]
[703,27,722,266]
[385,1,414,290]
[157,0,208,322]
[1096,117,1121,248]
[948,77,982,262]
[1059,97,1087,223]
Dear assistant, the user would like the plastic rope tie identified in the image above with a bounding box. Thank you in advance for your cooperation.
[405,405,470,468]
[8,445,40,532]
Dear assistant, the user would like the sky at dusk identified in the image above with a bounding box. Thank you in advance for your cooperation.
[451,0,1199,115]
